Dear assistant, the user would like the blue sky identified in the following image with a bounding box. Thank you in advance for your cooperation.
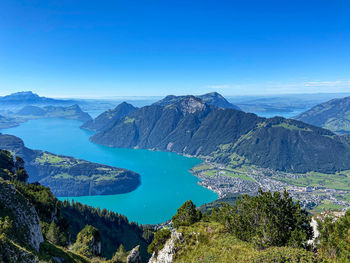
[0,0,350,98]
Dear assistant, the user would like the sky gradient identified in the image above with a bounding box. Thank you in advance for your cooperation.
[0,0,350,98]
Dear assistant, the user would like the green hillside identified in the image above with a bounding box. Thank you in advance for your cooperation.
[294,96,350,134]
[90,95,350,173]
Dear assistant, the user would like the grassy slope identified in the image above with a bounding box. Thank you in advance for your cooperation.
[173,222,322,263]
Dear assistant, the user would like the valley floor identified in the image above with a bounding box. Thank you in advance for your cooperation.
[191,162,350,213]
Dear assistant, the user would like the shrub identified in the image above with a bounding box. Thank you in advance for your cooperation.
[317,210,350,262]
[147,229,171,254]
[210,189,313,249]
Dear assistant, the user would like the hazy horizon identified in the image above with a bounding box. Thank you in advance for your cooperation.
[1,90,350,100]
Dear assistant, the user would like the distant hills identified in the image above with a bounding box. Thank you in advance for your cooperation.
[88,94,350,173]
[294,96,350,134]
[0,104,92,129]
[16,104,92,122]
[0,114,19,129]
[0,134,140,196]
[81,102,137,132]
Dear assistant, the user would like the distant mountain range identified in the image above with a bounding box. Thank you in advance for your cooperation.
[0,91,77,105]
[86,93,350,173]
[294,96,350,134]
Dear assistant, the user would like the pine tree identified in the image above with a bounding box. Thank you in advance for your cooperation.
[46,220,60,245]
[172,200,202,228]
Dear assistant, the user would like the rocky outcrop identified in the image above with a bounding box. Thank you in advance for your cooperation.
[0,179,44,251]
[72,225,102,257]
[148,231,183,263]
[0,239,38,263]
[127,245,141,263]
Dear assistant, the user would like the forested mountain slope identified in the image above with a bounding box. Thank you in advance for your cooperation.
[0,151,151,262]
[81,102,137,132]
[294,96,350,134]
[90,96,350,173]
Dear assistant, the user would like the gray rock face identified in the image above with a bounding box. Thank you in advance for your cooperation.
[91,238,102,256]
[148,231,183,263]
[0,180,44,251]
[127,245,141,263]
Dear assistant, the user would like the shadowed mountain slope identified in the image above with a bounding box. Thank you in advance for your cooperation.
[90,96,350,173]
[81,102,137,132]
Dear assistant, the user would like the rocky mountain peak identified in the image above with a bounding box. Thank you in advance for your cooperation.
[177,96,206,114]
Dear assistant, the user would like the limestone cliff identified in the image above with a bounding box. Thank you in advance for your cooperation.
[0,179,44,262]
[148,231,183,263]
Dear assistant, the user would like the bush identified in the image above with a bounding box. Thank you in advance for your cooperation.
[210,189,313,249]
[317,210,350,262]
[147,229,171,254]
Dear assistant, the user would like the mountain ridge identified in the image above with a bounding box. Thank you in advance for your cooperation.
[294,96,350,134]
[89,94,350,173]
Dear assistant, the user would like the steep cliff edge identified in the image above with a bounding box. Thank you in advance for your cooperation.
[0,179,43,262]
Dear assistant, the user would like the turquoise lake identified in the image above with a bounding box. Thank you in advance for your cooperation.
[3,118,217,224]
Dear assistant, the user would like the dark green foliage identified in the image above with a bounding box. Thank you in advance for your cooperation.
[317,210,350,262]
[0,150,14,181]
[43,220,68,246]
[0,216,13,237]
[13,181,57,222]
[172,200,202,228]
[0,150,28,182]
[147,229,171,254]
[210,189,313,249]
[46,221,61,245]
[141,226,155,244]
[60,200,151,262]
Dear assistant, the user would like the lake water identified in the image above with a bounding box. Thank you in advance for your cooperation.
[2,118,217,224]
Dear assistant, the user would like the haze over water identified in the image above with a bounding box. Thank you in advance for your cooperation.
[3,118,217,224]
